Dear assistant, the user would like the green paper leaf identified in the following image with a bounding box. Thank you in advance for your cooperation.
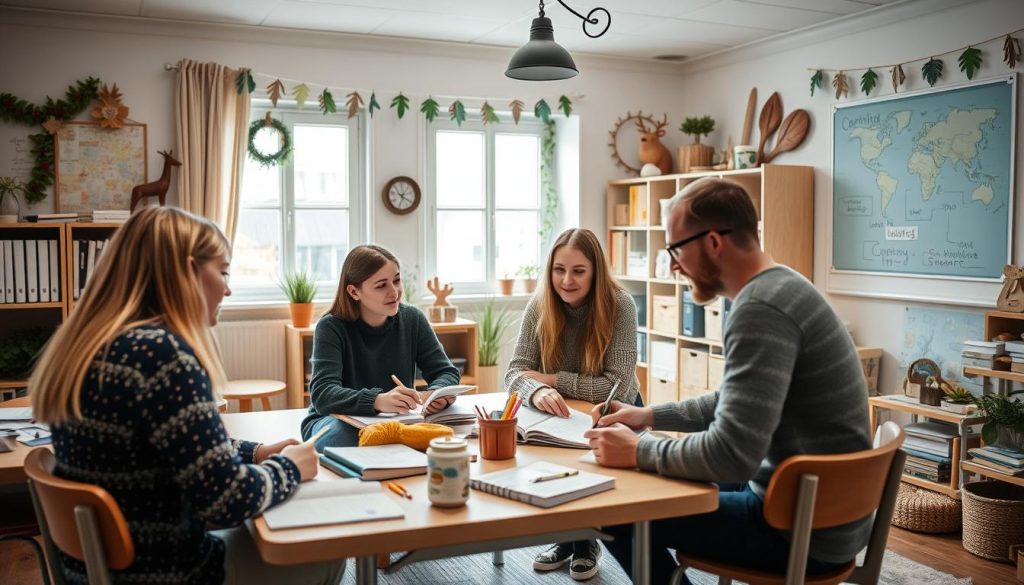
[509,100,525,125]
[859,68,879,96]
[390,93,410,119]
[345,91,363,119]
[319,89,336,115]
[480,101,499,124]
[235,70,247,94]
[534,99,551,123]
[449,99,466,126]
[292,84,310,110]
[810,70,823,96]
[922,58,944,87]
[558,95,572,117]
[981,421,997,445]
[368,92,380,118]
[958,46,982,80]
[420,97,440,122]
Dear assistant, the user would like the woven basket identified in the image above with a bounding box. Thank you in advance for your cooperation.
[891,482,961,533]
[962,480,1024,561]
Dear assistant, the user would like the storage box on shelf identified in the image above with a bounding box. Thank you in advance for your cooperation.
[856,346,883,395]
[608,164,813,407]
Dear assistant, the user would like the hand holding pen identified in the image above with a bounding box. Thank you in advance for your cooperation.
[591,381,621,429]
[373,375,423,413]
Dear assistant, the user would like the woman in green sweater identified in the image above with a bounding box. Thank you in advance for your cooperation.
[300,245,461,449]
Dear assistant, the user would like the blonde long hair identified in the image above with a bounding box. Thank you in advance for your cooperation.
[31,206,229,424]
[535,228,622,376]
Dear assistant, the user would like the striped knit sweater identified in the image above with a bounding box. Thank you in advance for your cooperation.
[50,324,301,585]
[635,266,871,563]
[505,288,640,405]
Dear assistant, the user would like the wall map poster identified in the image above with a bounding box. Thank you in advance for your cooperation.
[831,76,1014,281]
[55,121,147,213]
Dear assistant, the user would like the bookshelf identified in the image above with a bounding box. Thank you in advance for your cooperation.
[606,164,813,406]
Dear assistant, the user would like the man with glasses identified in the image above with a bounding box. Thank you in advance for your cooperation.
[584,178,870,583]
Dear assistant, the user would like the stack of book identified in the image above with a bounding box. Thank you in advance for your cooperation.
[903,421,958,483]
[968,444,1024,477]
[1004,340,1024,373]
[961,340,1007,371]
[91,210,130,223]
[23,212,81,223]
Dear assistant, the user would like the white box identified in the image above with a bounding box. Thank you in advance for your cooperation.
[652,294,679,334]
[708,355,726,390]
[649,376,677,404]
[705,304,726,341]
[650,340,677,381]
[679,348,709,399]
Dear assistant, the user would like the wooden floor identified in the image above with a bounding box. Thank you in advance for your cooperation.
[2,526,1017,584]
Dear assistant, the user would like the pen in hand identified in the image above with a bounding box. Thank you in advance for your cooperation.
[391,375,422,404]
[592,380,621,429]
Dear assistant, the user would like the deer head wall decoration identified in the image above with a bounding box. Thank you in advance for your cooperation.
[636,113,673,175]
[130,150,181,211]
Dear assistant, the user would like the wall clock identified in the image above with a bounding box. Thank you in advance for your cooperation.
[382,176,421,215]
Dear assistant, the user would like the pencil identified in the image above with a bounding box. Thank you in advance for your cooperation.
[305,426,330,444]
[386,481,413,499]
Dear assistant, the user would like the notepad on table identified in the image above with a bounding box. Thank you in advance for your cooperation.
[470,461,615,508]
[0,407,33,422]
[337,385,478,429]
[322,444,428,480]
[262,479,405,530]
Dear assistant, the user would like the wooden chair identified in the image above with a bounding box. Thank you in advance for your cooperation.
[670,422,906,585]
[221,379,286,412]
[24,448,135,585]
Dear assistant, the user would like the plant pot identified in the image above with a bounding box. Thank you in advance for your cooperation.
[289,302,314,328]
[477,364,502,393]
[940,400,976,414]
[0,215,17,224]
[996,425,1024,451]
[678,144,714,173]
[522,278,537,294]
[498,279,515,296]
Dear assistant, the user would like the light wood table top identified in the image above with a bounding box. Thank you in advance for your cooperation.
[0,396,37,484]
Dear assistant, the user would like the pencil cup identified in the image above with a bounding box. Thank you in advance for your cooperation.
[478,417,517,460]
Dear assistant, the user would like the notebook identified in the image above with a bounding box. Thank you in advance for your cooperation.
[470,461,615,508]
[337,385,478,429]
[513,406,595,449]
[322,444,428,480]
[0,407,33,422]
[262,479,405,530]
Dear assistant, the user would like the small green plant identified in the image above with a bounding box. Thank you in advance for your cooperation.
[476,297,512,366]
[0,176,27,216]
[278,271,318,303]
[0,327,53,379]
[679,115,715,144]
[941,383,973,404]
[971,390,1024,445]
[402,267,419,303]
[516,264,539,279]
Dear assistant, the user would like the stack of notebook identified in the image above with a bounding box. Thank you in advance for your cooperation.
[968,444,1024,477]
[320,444,428,480]
[903,421,958,483]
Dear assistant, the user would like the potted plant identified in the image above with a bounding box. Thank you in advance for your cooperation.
[678,115,716,173]
[497,273,515,296]
[517,264,539,294]
[0,176,27,223]
[972,390,1024,449]
[475,297,511,393]
[279,271,318,328]
[939,382,977,414]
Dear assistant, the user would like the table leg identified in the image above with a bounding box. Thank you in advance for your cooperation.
[958,419,969,488]
[356,555,377,585]
[632,520,650,585]
[239,399,253,413]
[492,550,504,565]
[260,397,272,411]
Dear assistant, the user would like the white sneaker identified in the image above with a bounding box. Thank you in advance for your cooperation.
[569,540,602,581]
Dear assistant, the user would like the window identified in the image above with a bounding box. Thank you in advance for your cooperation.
[426,118,547,294]
[232,106,364,302]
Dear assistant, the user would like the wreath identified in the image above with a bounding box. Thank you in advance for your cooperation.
[247,116,292,167]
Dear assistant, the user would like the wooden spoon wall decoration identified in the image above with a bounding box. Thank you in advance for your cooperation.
[763,109,810,163]
[741,87,757,146]
[755,92,782,165]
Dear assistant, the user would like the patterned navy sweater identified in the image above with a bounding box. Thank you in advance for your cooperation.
[50,324,301,585]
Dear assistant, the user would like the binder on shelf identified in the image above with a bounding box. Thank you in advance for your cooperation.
[2,240,12,303]
[77,239,87,299]
[86,240,97,288]
[37,240,49,302]
[0,240,5,304]
[48,240,59,301]
[26,240,38,303]
[13,239,25,303]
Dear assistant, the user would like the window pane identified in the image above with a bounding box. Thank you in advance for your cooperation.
[294,125,348,205]
[233,209,281,284]
[437,210,484,282]
[242,130,281,204]
[495,211,539,279]
[495,134,540,209]
[295,209,349,282]
[436,131,484,207]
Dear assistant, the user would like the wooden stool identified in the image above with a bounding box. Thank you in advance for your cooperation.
[221,380,286,413]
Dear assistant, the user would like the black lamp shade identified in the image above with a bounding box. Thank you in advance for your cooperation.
[505,16,578,81]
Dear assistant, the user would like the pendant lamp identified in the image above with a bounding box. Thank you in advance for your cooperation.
[505,1,611,81]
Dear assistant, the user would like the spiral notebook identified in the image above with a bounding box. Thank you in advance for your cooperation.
[470,461,615,508]
[262,479,405,530]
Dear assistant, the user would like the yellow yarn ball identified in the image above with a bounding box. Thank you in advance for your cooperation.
[358,421,454,451]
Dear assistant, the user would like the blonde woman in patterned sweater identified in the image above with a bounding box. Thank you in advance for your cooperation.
[505,227,640,581]
[30,207,344,585]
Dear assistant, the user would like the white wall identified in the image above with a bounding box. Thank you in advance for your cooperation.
[678,0,1024,395]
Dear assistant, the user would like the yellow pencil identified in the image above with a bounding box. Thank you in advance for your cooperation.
[500,394,515,419]
[305,426,330,444]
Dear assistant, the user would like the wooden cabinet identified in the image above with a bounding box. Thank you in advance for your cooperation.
[607,165,813,406]
[284,317,479,409]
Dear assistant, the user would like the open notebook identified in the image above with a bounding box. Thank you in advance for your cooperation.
[512,406,595,449]
[337,385,477,429]
[262,479,405,530]
[470,461,615,508]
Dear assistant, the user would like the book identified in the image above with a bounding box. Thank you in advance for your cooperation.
[969,444,1024,467]
[337,384,477,429]
[511,406,596,449]
[322,444,428,480]
[23,213,78,222]
[470,461,615,508]
[967,456,1024,477]
[261,479,405,530]
[0,407,33,422]
[318,454,360,478]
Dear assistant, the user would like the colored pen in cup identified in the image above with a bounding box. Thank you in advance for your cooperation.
[530,469,579,483]
[592,381,621,429]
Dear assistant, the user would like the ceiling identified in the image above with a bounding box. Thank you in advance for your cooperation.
[0,0,903,61]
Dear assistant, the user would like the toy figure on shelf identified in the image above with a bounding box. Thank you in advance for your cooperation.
[130,150,181,211]
[426,276,457,323]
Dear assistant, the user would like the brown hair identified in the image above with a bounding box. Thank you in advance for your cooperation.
[670,177,759,248]
[31,206,229,424]
[535,228,623,376]
[328,244,400,321]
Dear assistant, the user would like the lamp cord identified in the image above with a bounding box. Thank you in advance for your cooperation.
[548,0,611,38]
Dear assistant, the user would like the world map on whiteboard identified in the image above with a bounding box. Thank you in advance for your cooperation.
[832,78,1013,279]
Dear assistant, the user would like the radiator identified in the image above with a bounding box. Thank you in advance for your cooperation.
[213,320,289,411]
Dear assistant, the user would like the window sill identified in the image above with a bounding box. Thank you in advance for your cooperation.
[219,294,532,321]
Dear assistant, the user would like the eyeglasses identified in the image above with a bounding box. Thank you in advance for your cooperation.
[665,229,733,261]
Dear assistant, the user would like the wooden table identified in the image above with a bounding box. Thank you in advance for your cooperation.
[0,396,36,485]
[225,397,719,585]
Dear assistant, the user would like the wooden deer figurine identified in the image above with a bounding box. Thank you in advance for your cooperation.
[426,276,457,322]
[130,150,181,211]
[636,113,673,175]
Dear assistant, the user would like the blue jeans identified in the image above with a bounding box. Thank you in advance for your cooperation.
[302,415,361,452]
[602,482,848,584]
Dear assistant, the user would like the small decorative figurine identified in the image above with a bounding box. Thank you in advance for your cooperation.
[130,150,181,211]
[426,276,457,323]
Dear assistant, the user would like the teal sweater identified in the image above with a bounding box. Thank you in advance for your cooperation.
[300,304,460,436]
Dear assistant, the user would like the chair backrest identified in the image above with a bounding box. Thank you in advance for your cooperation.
[24,448,135,570]
[762,426,905,530]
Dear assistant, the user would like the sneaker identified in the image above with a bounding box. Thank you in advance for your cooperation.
[533,542,574,571]
[569,540,602,581]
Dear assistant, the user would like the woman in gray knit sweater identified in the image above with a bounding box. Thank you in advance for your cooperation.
[505,228,640,581]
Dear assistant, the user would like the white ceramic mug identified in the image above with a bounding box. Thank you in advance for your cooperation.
[427,436,470,507]
[734,145,757,169]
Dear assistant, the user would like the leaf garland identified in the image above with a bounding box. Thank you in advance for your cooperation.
[510,100,525,125]
[345,91,363,119]
[235,69,255,94]
[890,64,906,93]
[534,99,551,123]
[449,99,466,126]
[266,80,285,107]
[860,68,879,96]
[1005,35,1022,69]
[809,70,823,96]
[558,95,572,117]
[391,93,410,119]
[958,47,983,80]
[832,70,849,99]
[420,97,440,122]
[292,84,310,110]
[480,101,499,124]
[368,92,380,118]
[319,89,336,115]
[922,57,944,87]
